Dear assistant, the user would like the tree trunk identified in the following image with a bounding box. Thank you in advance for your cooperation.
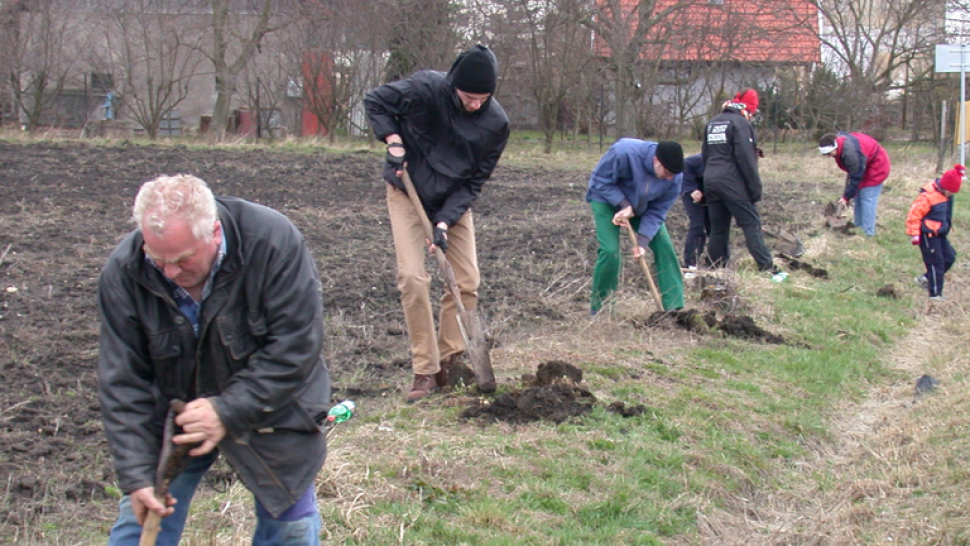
[209,74,234,140]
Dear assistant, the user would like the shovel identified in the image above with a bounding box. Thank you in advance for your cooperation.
[399,169,496,393]
[762,226,805,257]
[624,223,664,312]
[139,399,193,546]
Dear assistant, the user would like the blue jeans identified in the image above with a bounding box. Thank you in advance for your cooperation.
[107,451,321,546]
[853,184,882,236]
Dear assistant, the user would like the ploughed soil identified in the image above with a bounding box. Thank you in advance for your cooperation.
[0,140,824,539]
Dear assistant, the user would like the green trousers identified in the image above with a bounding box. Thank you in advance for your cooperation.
[590,200,685,312]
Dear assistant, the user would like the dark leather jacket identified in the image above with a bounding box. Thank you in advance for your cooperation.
[97,197,330,517]
[364,45,510,227]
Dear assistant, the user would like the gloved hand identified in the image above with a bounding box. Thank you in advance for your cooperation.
[433,226,448,253]
[386,142,405,171]
[911,235,920,245]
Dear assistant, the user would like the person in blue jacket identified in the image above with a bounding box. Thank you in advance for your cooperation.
[586,139,685,314]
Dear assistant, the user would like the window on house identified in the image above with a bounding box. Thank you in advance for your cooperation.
[287,78,303,98]
[90,73,114,91]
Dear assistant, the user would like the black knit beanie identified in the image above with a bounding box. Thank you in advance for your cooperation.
[655,140,684,174]
[452,46,497,94]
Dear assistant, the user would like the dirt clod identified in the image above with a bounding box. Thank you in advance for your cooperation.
[607,401,647,417]
[780,256,829,278]
[532,360,583,386]
[718,315,786,344]
[876,284,901,299]
[634,309,784,343]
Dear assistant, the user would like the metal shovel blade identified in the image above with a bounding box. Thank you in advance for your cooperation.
[763,226,805,257]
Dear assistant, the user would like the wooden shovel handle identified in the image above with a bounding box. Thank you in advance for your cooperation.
[398,168,496,393]
[624,223,664,312]
[399,170,465,310]
[139,399,187,546]
[139,510,163,546]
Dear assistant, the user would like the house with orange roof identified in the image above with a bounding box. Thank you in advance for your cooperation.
[590,0,821,134]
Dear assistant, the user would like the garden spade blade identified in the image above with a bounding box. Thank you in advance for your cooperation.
[822,199,850,229]
[139,399,194,546]
[400,169,496,393]
[762,226,805,257]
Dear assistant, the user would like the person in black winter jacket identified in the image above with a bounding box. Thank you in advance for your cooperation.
[364,45,510,403]
[701,89,776,273]
[679,153,711,270]
[98,174,330,545]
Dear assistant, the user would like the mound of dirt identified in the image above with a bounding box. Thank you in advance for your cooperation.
[460,382,595,424]
[780,256,829,278]
[718,315,786,343]
[459,361,590,424]
[632,309,785,344]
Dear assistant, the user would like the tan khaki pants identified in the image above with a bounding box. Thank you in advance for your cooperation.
[386,185,479,375]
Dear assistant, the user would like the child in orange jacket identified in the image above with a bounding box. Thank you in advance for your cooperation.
[906,164,962,301]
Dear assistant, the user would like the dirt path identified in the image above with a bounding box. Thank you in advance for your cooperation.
[698,269,970,545]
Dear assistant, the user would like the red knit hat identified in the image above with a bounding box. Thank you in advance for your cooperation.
[733,89,759,115]
[939,164,965,193]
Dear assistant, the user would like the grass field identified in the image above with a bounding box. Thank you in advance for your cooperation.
[1,131,968,545]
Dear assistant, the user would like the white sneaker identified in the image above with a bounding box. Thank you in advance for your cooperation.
[684,265,698,281]
[914,275,929,290]
[929,296,946,303]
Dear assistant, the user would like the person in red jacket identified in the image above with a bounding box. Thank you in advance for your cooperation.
[819,132,891,236]
[906,164,962,302]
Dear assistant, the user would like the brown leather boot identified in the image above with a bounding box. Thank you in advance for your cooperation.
[435,353,459,388]
[406,374,437,403]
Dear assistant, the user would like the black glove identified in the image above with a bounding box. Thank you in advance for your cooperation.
[433,226,448,253]
[386,142,405,171]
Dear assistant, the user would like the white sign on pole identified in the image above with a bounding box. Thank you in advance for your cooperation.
[936,44,970,73]
[935,44,969,166]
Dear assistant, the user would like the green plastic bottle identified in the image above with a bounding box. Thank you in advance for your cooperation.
[326,400,356,423]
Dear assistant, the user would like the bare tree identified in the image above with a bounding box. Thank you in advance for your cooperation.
[3,0,83,132]
[383,0,460,80]
[0,0,22,125]
[89,0,205,139]
[802,0,946,132]
[581,0,697,138]
[279,0,386,140]
[238,52,289,139]
[486,0,593,153]
[205,0,293,140]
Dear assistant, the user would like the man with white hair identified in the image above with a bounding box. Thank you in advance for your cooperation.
[97,174,331,545]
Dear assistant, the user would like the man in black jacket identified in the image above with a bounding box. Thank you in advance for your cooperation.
[702,89,776,273]
[365,44,510,403]
[98,174,330,545]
